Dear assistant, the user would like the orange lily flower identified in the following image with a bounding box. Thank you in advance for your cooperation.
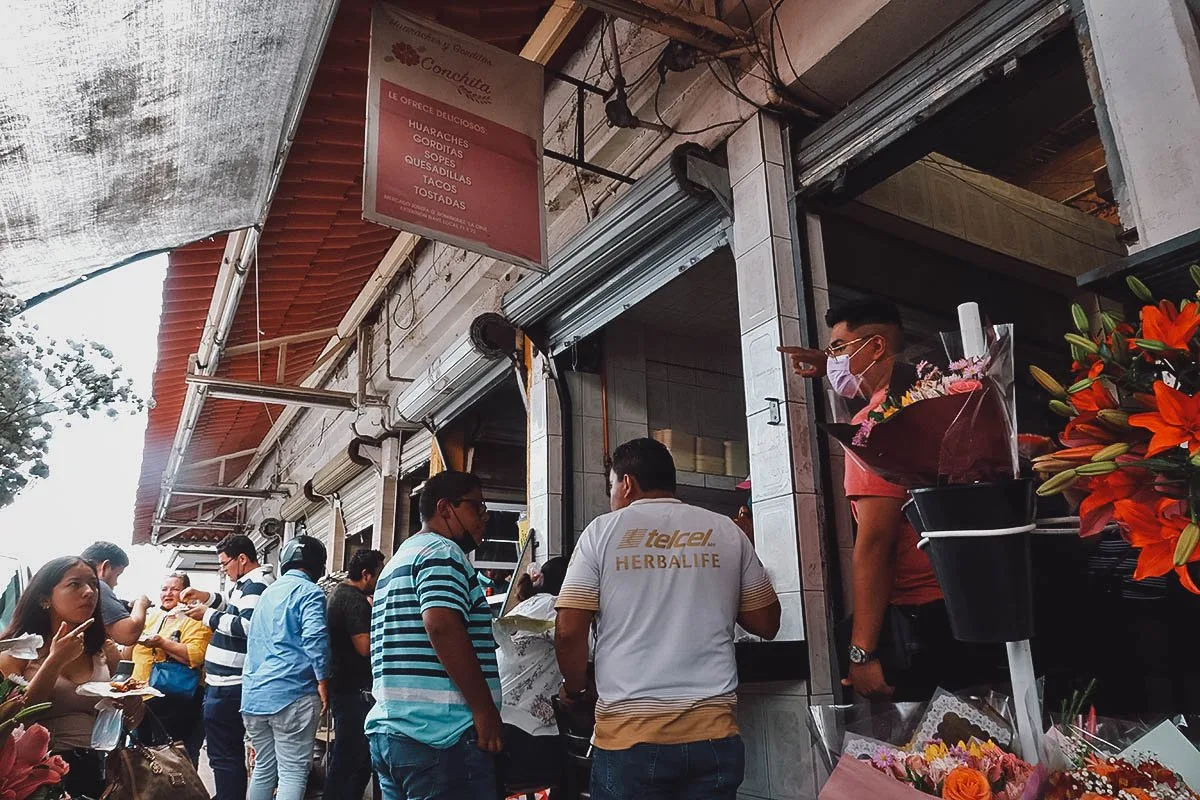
[1060,413,1115,447]
[1071,380,1116,413]
[1141,300,1200,349]
[1111,498,1200,587]
[1078,468,1157,537]
[1128,381,1200,455]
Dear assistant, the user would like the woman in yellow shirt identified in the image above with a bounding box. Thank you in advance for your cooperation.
[130,571,212,763]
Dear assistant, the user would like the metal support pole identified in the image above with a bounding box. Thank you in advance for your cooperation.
[958,301,1041,764]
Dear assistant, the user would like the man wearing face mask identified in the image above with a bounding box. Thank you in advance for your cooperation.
[781,299,975,702]
[365,470,502,800]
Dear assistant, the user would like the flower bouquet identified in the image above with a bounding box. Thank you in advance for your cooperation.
[1032,682,1200,800]
[1030,274,1200,593]
[864,738,1037,800]
[822,314,1039,644]
[814,689,1039,800]
[0,675,70,800]
[822,339,1018,489]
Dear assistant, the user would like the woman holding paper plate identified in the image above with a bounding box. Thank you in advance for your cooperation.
[495,557,572,793]
[128,571,211,764]
[0,556,142,800]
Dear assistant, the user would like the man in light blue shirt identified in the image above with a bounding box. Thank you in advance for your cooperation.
[242,535,330,800]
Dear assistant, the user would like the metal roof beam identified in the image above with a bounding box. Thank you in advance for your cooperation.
[178,448,260,472]
[222,327,339,357]
[184,374,383,412]
[171,485,287,500]
[154,518,244,529]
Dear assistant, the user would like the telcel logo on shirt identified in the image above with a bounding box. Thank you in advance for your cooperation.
[617,528,714,549]
[613,528,722,569]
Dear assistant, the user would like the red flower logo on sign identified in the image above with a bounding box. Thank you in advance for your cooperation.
[392,42,420,66]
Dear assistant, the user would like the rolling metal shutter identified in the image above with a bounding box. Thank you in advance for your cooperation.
[793,0,1072,195]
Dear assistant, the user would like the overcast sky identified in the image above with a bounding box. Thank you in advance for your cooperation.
[0,255,178,601]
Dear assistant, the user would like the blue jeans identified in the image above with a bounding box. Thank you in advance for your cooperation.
[369,728,498,800]
[243,694,322,800]
[590,736,745,800]
[204,685,247,800]
[325,691,377,800]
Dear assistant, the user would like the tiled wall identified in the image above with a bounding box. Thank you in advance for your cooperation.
[568,319,751,540]
[528,352,565,561]
[727,113,837,799]
[805,214,858,615]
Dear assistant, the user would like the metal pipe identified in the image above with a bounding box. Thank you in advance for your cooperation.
[154,519,245,529]
[171,485,287,500]
[155,229,258,537]
[544,148,636,184]
[184,374,381,411]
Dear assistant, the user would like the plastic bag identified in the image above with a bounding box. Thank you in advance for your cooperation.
[91,699,124,751]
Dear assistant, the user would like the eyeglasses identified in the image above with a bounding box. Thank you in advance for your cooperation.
[453,499,488,515]
[822,336,871,358]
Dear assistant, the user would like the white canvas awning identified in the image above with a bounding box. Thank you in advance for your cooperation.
[0,0,339,304]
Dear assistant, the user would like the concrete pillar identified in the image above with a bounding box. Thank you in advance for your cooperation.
[528,352,565,562]
[1081,0,1200,247]
[372,436,401,556]
[728,112,829,799]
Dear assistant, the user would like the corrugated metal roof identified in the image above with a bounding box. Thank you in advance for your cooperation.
[133,0,558,544]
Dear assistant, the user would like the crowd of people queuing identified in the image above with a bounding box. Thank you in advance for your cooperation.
[0,433,787,800]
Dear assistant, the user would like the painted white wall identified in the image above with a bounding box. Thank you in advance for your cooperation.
[1083,0,1200,247]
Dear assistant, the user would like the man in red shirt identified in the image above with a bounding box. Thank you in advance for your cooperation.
[782,298,992,700]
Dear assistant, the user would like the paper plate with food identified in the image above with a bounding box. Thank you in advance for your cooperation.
[77,676,164,699]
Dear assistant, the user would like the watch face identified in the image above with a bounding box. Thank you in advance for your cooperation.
[849,645,869,664]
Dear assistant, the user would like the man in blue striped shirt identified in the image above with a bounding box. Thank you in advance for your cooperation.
[366,471,502,800]
[182,534,275,800]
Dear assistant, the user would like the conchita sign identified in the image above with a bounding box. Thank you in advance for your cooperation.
[364,4,547,271]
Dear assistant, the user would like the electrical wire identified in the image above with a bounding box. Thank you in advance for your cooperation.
[543,21,607,136]
[652,74,749,135]
[934,157,1104,185]
[390,265,417,331]
[575,166,593,220]
[765,0,839,110]
[924,158,1117,252]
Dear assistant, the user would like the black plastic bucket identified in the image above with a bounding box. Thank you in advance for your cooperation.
[910,480,1036,643]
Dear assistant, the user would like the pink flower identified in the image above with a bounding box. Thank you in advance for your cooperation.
[948,379,983,394]
[928,755,957,786]
[852,418,877,446]
[905,754,928,780]
[0,724,70,800]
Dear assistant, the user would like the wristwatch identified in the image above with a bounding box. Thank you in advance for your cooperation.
[559,680,591,700]
[848,644,877,665]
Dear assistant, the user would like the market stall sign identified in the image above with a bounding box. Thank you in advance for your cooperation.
[365,4,547,271]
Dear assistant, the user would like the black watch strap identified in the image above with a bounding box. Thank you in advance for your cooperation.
[848,644,877,664]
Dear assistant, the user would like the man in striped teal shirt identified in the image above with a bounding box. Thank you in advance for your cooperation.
[366,471,502,800]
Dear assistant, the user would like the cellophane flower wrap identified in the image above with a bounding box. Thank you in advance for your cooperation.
[1039,704,1200,799]
[820,324,1019,488]
[0,674,70,800]
[1030,275,1200,593]
[812,690,1038,800]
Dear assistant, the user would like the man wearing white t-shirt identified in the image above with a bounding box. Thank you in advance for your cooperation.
[556,437,781,799]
